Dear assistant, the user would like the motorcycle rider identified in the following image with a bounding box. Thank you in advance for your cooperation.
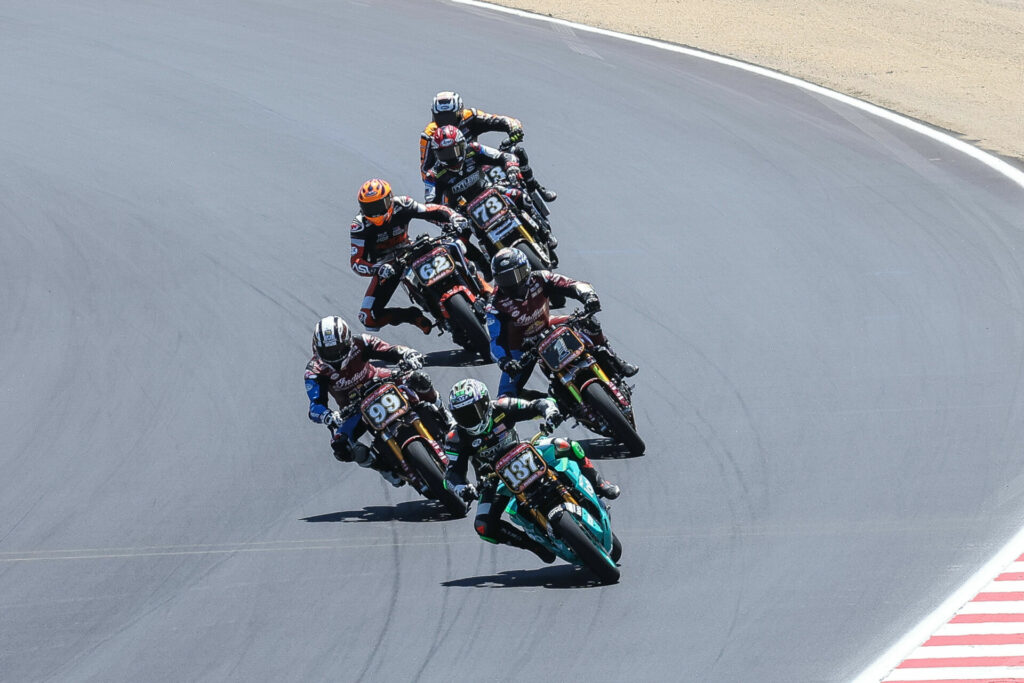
[426,126,558,250]
[486,247,639,397]
[419,91,556,205]
[351,178,490,332]
[443,378,620,564]
[305,315,453,486]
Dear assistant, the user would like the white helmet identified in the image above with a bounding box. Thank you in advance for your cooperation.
[448,378,492,435]
[312,316,352,366]
[431,91,464,127]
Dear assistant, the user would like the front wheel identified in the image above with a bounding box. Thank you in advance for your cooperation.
[552,513,619,584]
[443,292,490,360]
[582,382,646,456]
[403,440,468,518]
[515,240,550,271]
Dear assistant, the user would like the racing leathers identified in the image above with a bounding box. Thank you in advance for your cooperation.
[351,195,486,330]
[427,143,555,250]
[305,334,448,484]
[420,109,552,203]
[487,271,639,396]
[443,397,618,563]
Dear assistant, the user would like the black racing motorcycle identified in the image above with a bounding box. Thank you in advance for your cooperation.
[342,362,468,517]
[393,231,491,361]
[516,310,645,456]
[459,185,557,270]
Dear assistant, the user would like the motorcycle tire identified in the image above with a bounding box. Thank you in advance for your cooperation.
[403,440,468,518]
[444,292,490,361]
[552,512,620,584]
[611,532,623,563]
[582,382,646,456]
[515,240,550,271]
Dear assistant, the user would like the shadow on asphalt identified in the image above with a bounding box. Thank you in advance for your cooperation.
[575,437,646,460]
[422,349,490,368]
[301,499,461,524]
[441,565,611,590]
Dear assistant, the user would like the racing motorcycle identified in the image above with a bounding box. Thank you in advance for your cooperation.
[517,310,645,456]
[391,230,491,361]
[472,431,621,584]
[343,361,468,517]
[459,185,558,271]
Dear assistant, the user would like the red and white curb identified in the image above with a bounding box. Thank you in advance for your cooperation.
[878,554,1024,681]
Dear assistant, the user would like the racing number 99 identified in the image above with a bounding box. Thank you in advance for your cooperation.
[367,391,403,427]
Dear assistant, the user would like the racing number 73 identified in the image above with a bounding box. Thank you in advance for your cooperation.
[471,194,505,225]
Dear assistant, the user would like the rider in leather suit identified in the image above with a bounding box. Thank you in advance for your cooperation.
[485,247,639,397]
[305,316,451,486]
[351,178,487,331]
[443,378,620,563]
[420,91,556,205]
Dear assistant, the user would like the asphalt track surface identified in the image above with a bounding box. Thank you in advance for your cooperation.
[2,1,1024,681]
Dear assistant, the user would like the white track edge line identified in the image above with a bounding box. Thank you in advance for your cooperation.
[450,0,1024,192]
[450,2,1024,680]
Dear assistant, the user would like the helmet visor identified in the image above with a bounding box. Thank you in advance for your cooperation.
[360,194,393,219]
[493,260,531,291]
[435,140,466,166]
[452,400,488,430]
[318,338,350,364]
[433,110,459,127]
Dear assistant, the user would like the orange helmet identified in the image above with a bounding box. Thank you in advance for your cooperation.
[358,179,394,226]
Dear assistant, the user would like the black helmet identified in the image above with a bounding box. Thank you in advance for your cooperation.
[491,247,532,298]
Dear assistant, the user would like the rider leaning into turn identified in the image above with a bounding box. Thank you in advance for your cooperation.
[305,315,451,486]
[419,91,556,205]
[443,378,620,564]
[486,247,639,398]
[351,178,487,332]
[425,126,557,250]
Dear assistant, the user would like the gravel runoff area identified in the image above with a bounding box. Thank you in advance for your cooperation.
[485,0,1024,162]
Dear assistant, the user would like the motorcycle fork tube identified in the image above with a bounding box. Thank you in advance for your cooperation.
[385,437,404,464]
[412,419,433,442]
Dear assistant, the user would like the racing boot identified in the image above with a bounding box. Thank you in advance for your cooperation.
[501,522,556,564]
[390,307,433,335]
[595,345,639,379]
[557,440,620,499]
[521,160,556,203]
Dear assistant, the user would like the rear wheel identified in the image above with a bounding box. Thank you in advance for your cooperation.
[552,513,619,584]
[444,292,490,360]
[403,440,468,518]
[583,383,646,456]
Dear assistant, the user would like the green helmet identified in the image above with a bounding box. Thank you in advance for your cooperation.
[448,378,493,435]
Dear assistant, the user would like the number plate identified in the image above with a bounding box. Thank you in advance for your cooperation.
[360,383,409,430]
[495,444,547,493]
[538,326,587,372]
[412,248,455,286]
[467,189,510,230]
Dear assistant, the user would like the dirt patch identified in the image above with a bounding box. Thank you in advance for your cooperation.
[486,0,1024,161]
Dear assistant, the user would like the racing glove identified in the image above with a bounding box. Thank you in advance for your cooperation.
[451,214,472,238]
[452,482,478,502]
[583,294,601,314]
[402,350,425,371]
[499,357,522,376]
[323,410,344,429]
[507,127,524,144]
[376,263,395,281]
